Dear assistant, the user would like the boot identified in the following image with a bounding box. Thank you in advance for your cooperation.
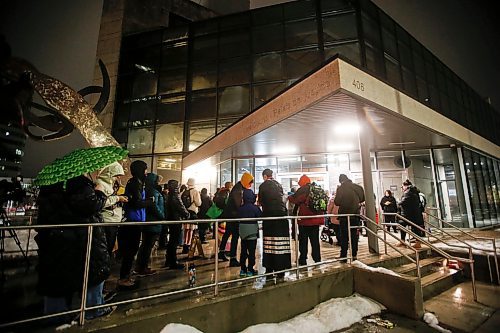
[229,258,240,267]
[218,251,229,261]
[413,241,422,249]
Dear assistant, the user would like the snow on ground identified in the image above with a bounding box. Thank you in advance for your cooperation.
[423,312,451,333]
[351,260,400,277]
[160,294,385,333]
[433,238,500,256]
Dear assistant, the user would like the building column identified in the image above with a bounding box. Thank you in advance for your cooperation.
[357,109,379,254]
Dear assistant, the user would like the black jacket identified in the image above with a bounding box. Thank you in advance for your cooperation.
[380,195,398,213]
[198,192,213,219]
[222,181,244,219]
[35,176,109,297]
[166,180,190,221]
[400,186,424,226]
[258,179,287,216]
[334,179,365,215]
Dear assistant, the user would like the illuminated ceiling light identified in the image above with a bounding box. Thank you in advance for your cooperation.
[333,122,360,135]
[328,143,355,151]
[164,158,177,163]
[388,141,416,145]
[272,146,297,155]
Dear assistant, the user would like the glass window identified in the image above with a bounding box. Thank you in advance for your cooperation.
[127,127,154,154]
[481,155,497,224]
[192,20,217,37]
[285,48,322,79]
[398,41,413,69]
[158,67,186,94]
[157,95,185,124]
[416,76,429,105]
[192,35,218,63]
[236,159,255,189]
[251,5,283,26]
[128,101,156,127]
[161,42,188,68]
[218,86,250,117]
[154,122,184,153]
[219,160,233,187]
[278,156,302,173]
[121,46,160,74]
[219,57,250,87]
[463,149,483,226]
[190,91,217,120]
[321,0,353,13]
[362,14,382,50]
[252,82,287,109]
[324,42,360,65]
[217,117,239,134]
[253,53,284,82]
[322,13,357,42]
[285,19,318,49]
[284,0,315,20]
[131,72,158,98]
[219,30,250,59]
[192,62,217,91]
[163,27,188,42]
[188,121,215,151]
[381,27,397,58]
[255,157,277,192]
[113,103,130,129]
[365,43,384,76]
[471,151,491,224]
[302,154,327,172]
[219,12,250,31]
[112,128,128,146]
[349,152,376,172]
[402,67,417,97]
[384,54,401,87]
[153,154,182,184]
[252,24,284,54]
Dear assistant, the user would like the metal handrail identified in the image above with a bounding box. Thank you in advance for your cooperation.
[383,213,477,301]
[425,212,499,285]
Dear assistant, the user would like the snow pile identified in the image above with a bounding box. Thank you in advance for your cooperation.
[351,260,400,277]
[423,312,451,333]
[160,323,203,333]
[240,294,385,333]
[433,239,500,256]
[159,294,385,333]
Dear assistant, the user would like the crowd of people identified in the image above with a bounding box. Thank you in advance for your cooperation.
[33,157,427,323]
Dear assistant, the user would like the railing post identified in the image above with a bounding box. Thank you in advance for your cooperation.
[295,217,299,279]
[493,239,500,285]
[348,215,353,263]
[469,247,477,302]
[79,225,93,326]
[382,214,387,255]
[214,221,219,297]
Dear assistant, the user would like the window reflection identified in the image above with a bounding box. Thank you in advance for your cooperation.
[188,121,215,151]
[128,127,154,154]
[154,123,183,153]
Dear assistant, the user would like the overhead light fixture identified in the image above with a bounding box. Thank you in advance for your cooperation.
[388,141,416,145]
[163,158,177,163]
[333,122,360,135]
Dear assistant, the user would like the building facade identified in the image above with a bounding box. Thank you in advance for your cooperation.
[112,0,500,228]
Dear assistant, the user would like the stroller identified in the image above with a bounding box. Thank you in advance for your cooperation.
[320,218,336,245]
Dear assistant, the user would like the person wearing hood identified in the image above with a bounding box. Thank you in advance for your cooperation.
[96,161,128,256]
[398,180,425,248]
[134,172,165,276]
[288,174,324,265]
[118,160,153,289]
[180,178,202,254]
[164,179,190,269]
[334,174,365,263]
[238,188,261,277]
[219,172,254,266]
[198,188,213,244]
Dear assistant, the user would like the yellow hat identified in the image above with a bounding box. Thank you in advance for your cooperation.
[240,172,254,189]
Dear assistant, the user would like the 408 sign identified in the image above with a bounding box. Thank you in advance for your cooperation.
[352,79,365,91]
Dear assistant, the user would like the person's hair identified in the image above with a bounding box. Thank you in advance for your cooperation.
[201,188,208,195]
[402,179,412,186]
[262,168,273,177]
[385,189,392,196]
[224,181,232,189]
[180,184,187,192]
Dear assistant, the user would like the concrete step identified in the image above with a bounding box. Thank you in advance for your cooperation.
[394,257,445,277]
[421,267,463,300]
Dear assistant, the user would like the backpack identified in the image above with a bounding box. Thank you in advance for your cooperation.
[181,189,192,209]
[308,182,329,214]
[214,188,229,210]
[419,192,426,213]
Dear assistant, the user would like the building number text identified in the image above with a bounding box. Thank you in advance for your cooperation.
[352,79,364,91]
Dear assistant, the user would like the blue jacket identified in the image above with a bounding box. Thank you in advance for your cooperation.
[238,189,261,240]
[144,173,165,233]
[124,160,152,222]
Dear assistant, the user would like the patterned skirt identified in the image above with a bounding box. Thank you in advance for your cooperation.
[262,214,292,272]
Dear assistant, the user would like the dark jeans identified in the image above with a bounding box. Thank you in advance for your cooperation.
[166,223,182,266]
[198,222,210,242]
[104,226,118,256]
[136,231,159,271]
[339,216,360,258]
[158,225,168,248]
[240,239,257,271]
[219,221,239,258]
[331,223,341,243]
[400,217,425,241]
[118,226,141,279]
[298,225,321,264]
[384,214,397,232]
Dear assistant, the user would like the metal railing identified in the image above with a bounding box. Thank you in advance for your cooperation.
[425,212,499,285]
[382,213,477,301]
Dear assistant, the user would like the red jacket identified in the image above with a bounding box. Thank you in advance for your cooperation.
[288,184,324,226]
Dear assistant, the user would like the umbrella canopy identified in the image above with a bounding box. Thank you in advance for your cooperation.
[34,146,128,186]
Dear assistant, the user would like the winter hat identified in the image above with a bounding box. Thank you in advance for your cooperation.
[339,174,349,183]
[298,174,311,187]
[402,179,412,186]
[187,178,196,187]
[240,172,254,189]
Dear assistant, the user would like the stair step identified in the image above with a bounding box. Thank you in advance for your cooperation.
[421,268,462,300]
[394,257,445,277]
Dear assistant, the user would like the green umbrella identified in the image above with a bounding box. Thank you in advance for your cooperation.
[34,146,128,186]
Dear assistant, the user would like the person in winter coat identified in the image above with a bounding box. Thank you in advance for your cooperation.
[238,188,261,277]
[96,162,128,256]
[288,174,323,265]
[198,188,213,243]
[399,180,425,248]
[219,172,254,266]
[134,172,165,276]
[326,189,341,245]
[118,160,153,289]
[258,169,291,277]
[181,178,202,253]
[334,174,365,263]
[164,179,190,269]
[35,175,113,320]
[380,190,398,232]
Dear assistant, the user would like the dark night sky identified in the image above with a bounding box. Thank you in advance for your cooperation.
[2,0,499,178]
